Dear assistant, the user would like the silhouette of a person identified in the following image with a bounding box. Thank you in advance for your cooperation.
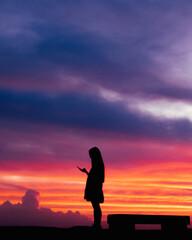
[78,147,105,229]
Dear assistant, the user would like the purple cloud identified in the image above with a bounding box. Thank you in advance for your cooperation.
[0,89,192,143]
[0,0,192,102]
[0,189,91,227]
[21,189,39,209]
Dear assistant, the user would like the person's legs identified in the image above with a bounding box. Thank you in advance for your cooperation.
[91,201,102,227]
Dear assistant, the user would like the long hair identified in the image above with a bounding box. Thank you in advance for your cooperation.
[89,147,105,183]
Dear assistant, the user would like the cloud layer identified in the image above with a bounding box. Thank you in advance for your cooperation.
[1,0,192,100]
[1,89,192,143]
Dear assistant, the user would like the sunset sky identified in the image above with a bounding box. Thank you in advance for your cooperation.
[1,0,192,226]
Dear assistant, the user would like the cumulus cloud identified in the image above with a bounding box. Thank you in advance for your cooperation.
[0,189,91,228]
[21,189,39,209]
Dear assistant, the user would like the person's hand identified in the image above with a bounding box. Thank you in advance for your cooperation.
[77,166,88,174]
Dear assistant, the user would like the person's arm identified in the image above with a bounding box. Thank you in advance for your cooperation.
[77,166,89,175]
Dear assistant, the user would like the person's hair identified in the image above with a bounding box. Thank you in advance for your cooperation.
[89,147,105,183]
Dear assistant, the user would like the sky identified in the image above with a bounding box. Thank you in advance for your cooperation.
[1,0,192,227]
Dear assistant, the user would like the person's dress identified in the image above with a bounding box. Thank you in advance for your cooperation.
[84,168,104,203]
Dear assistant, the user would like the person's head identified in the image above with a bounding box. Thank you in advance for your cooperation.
[89,147,103,168]
[89,147,102,161]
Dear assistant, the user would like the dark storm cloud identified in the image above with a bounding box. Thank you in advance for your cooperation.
[1,89,192,142]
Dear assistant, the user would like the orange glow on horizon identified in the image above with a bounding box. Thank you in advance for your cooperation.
[0,160,192,223]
